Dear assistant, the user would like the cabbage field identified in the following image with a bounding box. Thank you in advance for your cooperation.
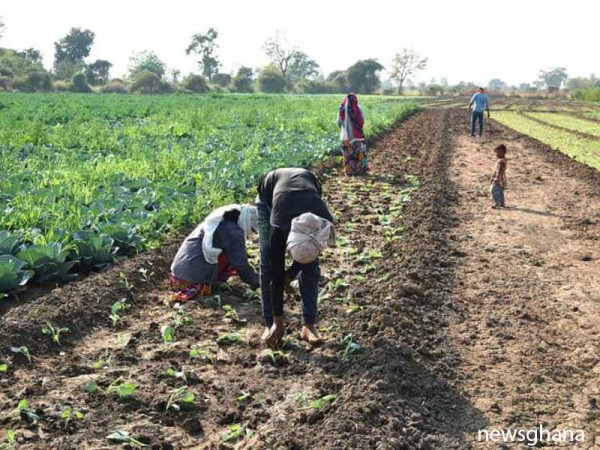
[0,93,417,297]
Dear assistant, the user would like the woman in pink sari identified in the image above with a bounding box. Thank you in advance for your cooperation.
[337,93,368,175]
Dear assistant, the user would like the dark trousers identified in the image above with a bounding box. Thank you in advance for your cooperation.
[471,111,484,136]
[257,201,319,326]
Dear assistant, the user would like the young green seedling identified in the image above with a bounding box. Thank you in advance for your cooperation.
[217,332,241,345]
[222,304,245,322]
[260,349,289,365]
[41,322,70,345]
[204,294,222,308]
[241,289,260,302]
[171,303,191,328]
[220,423,252,443]
[10,346,32,363]
[189,348,214,362]
[166,367,187,383]
[60,406,84,429]
[107,429,147,448]
[165,387,195,412]
[237,391,257,403]
[14,399,40,423]
[310,394,336,410]
[85,381,100,393]
[161,325,175,348]
[342,335,362,359]
[119,272,135,301]
[0,430,16,450]
[109,298,130,327]
[0,364,8,372]
[138,267,154,283]
[106,378,136,398]
[93,350,114,370]
[346,304,364,314]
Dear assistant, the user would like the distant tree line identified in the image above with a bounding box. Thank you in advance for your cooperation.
[0,18,597,97]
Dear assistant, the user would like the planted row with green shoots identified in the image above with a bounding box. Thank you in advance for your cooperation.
[526,112,600,137]
[493,111,600,171]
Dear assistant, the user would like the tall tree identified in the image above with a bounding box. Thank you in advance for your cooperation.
[85,60,112,85]
[53,28,95,79]
[288,51,320,83]
[54,28,95,65]
[263,30,298,80]
[538,67,568,89]
[347,59,384,94]
[186,28,220,80]
[389,49,428,94]
[128,50,166,78]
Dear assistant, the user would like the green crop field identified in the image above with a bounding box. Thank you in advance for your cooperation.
[525,112,600,137]
[0,93,417,296]
[493,111,600,171]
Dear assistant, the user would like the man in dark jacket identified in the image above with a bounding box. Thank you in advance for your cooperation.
[256,168,334,347]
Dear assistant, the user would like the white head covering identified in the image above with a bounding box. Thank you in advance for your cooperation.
[201,204,257,264]
[286,213,335,264]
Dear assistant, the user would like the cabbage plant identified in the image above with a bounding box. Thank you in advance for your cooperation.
[0,255,34,298]
[17,243,76,282]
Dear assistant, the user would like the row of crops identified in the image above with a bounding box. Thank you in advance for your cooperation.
[493,111,600,171]
[0,93,418,297]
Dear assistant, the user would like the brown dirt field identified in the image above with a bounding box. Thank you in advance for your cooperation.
[1,107,600,449]
[447,110,600,449]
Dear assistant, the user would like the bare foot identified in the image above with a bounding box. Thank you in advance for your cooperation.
[300,324,323,346]
[264,317,284,348]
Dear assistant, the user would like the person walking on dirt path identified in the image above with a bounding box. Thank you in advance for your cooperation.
[468,87,490,137]
[256,168,335,348]
[169,204,259,302]
[338,93,369,175]
[490,144,507,208]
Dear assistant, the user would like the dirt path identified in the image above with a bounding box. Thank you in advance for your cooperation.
[445,110,600,449]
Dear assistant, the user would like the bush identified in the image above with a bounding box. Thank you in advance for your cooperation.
[12,71,53,92]
[257,69,286,93]
[70,72,92,93]
[232,67,254,93]
[212,73,231,88]
[53,80,70,92]
[182,74,209,93]
[294,79,337,94]
[101,81,129,94]
[572,87,600,102]
[130,70,172,94]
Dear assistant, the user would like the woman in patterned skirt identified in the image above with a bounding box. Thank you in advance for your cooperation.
[337,93,368,175]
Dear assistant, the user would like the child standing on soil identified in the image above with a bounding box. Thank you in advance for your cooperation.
[490,144,507,208]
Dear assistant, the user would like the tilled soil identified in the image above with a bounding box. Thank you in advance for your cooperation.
[446,110,600,449]
[1,108,599,450]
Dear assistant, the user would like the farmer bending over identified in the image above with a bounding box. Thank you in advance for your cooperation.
[256,168,335,347]
[468,87,490,137]
[170,204,259,302]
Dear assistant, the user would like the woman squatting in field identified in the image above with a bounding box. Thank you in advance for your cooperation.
[169,204,260,302]
[338,93,369,175]
[256,168,335,348]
